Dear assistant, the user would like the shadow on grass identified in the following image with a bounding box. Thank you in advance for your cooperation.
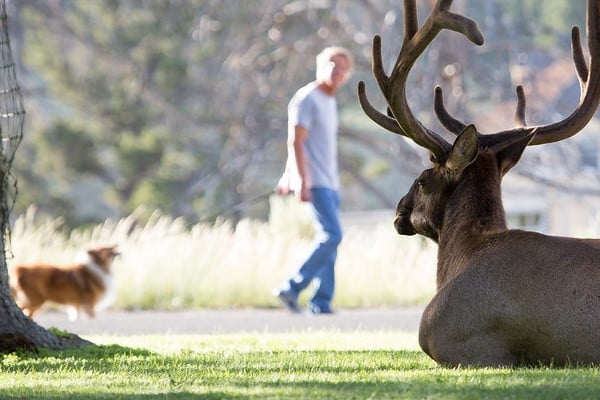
[3,393,247,400]
[3,343,155,373]
[14,375,599,400]
[4,347,600,399]
[253,376,600,400]
[1,391,245,400]
[40,343,154,358]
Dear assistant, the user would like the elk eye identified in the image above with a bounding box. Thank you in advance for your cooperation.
[417,180,425,189]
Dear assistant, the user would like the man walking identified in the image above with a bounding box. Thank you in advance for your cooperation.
[273,47,353,315]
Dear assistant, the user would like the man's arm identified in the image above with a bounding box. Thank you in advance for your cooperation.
[276,124,310,201]
[291,124,310,201]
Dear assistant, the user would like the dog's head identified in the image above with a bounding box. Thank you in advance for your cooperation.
[87,245,120,273]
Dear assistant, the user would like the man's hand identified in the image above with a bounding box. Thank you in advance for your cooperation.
[276,172,291,195]
[298,183,311,202]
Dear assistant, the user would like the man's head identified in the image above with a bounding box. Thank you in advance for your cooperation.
[316,46,353,92]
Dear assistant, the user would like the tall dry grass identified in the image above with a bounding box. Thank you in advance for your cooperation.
[7,201,437,310]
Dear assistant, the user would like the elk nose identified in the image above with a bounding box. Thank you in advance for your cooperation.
[394,210,416,236]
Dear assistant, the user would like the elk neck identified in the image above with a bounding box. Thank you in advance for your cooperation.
[436,152,508,287]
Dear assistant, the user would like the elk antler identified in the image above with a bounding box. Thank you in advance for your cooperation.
[433,0,600,146]
[358,0,484,161]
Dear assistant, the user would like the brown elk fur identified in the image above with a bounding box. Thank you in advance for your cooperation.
[359,0,600,367]
[401,128,600,366]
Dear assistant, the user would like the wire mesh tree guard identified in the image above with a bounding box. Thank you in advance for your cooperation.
[0,0,23,238]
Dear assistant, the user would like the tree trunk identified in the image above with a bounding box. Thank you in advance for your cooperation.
[0,0,91,353]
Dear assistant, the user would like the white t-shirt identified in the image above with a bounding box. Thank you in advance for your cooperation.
[287,82,339,191]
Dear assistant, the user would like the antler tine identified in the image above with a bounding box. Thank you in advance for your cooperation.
[514,85,527,126]
[357,81,407,135]
[433,1,485,46]
[358,31,455,146]
[357,34,406,135]
[387,0,482,159]
[403,0,418,42]
[435,84,528,136]
[360,0,485,159]
[435,83,527,134]
[371,34,391,100]
[572,26,589,89]
[526,0,600,145]
[434,85,467,134]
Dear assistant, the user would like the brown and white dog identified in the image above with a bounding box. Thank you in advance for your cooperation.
[9,245,119,320]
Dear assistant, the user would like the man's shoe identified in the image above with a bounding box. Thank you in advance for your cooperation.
[306,303,335,315]
[273,288,301,313]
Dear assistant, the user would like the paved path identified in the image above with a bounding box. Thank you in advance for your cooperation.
[33,308,424,336]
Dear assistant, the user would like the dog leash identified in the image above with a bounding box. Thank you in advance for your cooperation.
[197,189,276,223]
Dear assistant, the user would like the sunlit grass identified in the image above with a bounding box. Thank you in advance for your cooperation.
[89,331,421,353]
[2,333,600,399]
[8,201,437,311]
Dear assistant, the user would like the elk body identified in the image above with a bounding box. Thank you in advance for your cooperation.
[359,0,600,367]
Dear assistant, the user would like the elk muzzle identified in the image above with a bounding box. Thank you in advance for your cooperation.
[394,196,416,236]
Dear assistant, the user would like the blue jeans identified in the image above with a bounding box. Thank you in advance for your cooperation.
[286,187,342,311]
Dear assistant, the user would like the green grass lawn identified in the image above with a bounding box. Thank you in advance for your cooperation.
[2,332,600,399]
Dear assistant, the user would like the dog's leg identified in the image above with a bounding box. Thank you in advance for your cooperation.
[25,305,42,319]
[14,296,42,319]
[82,304,96,319]
[67,307,79,321]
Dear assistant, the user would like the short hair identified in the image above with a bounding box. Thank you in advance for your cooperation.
[315,46,354,80]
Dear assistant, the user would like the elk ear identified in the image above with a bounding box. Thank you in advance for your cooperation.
[445,124,479,173]
[496,130,536,175]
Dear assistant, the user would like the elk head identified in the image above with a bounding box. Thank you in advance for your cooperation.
[358,0,600,243]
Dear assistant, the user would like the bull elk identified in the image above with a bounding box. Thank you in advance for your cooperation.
[358,0,600,367]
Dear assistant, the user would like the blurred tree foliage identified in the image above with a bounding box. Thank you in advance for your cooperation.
[6,0,585,227]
